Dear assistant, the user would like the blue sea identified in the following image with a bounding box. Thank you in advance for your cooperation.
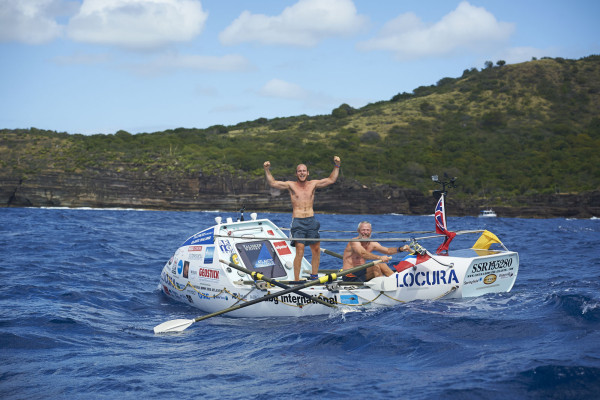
[1,207,599,399]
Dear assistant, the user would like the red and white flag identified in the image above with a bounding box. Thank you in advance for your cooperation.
[434,194,456,254]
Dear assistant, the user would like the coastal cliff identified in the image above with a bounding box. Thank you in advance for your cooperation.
[2,170,598,218]
[1,169,429,214]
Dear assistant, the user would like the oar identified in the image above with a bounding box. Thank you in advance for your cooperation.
[219,259,336,308]
[153,259,382,334]
[321,247,343,259]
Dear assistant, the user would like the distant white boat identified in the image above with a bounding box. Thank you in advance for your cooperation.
[479,209,497,218]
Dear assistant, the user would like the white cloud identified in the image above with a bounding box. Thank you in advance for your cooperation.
[195,85,218,97]
[0,0,70,44]
[158,53,251,71]
[358,1,515,60]
[210,104,250,113]
[52,52,112,65]
[67,0,208,50]
[258,78,343,115]
[219,0,368,47]
[129,52,252,75]
[259,79,308,100]
[499,46,555,64]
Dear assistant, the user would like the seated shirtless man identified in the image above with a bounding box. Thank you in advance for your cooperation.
[342,221,411,281]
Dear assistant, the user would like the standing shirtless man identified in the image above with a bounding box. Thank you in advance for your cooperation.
[263,156,341,281]
[342,221,411,281]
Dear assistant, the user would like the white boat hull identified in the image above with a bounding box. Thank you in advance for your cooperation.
[159,217,518,318]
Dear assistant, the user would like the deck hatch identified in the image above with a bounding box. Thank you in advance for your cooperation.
[235,240,287,279]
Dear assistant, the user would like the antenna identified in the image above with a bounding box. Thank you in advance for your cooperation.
[239,204,245,221]
[432,173,457,199]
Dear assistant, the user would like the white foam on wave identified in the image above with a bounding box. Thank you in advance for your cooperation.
[582,302,599,314]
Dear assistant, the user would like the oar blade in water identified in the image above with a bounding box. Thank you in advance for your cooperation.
[153,318,194,334]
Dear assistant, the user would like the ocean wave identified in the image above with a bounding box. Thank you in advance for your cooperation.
[0,332,60,350]
[545,293,600,322]
[514,365,600,398]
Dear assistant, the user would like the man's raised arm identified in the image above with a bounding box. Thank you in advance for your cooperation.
[264,161,289,190]
[314,155,341,188]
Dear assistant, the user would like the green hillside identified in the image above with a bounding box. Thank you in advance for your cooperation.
[2,55,599,199]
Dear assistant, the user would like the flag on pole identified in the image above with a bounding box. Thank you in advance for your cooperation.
[472,230,502,250]
[434,193,456,254]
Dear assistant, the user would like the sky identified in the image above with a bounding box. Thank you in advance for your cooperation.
[1,0,599,135]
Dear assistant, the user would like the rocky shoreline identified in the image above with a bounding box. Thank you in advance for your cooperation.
[2,170,599,218]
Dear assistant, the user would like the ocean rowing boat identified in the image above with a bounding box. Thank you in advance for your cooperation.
[157,213,519,320]
[155,176,518,333]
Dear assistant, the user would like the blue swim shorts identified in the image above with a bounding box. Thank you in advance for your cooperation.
[342,268,367,282]
[290,216,320,246]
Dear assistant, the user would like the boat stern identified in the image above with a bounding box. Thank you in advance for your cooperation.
[458,249,519,297]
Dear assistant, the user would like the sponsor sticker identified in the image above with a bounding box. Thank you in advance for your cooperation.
[255,245,275,268]
[204,246,215,264]
[340,294,359,305]
[182,229,214,246]
[274,241,291,255]
[242,243,262,251]
[396,269,459,288]
[483,274,497,284]
[219,240,233,254]
[182,261,190,278]
[198,268,220,280]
